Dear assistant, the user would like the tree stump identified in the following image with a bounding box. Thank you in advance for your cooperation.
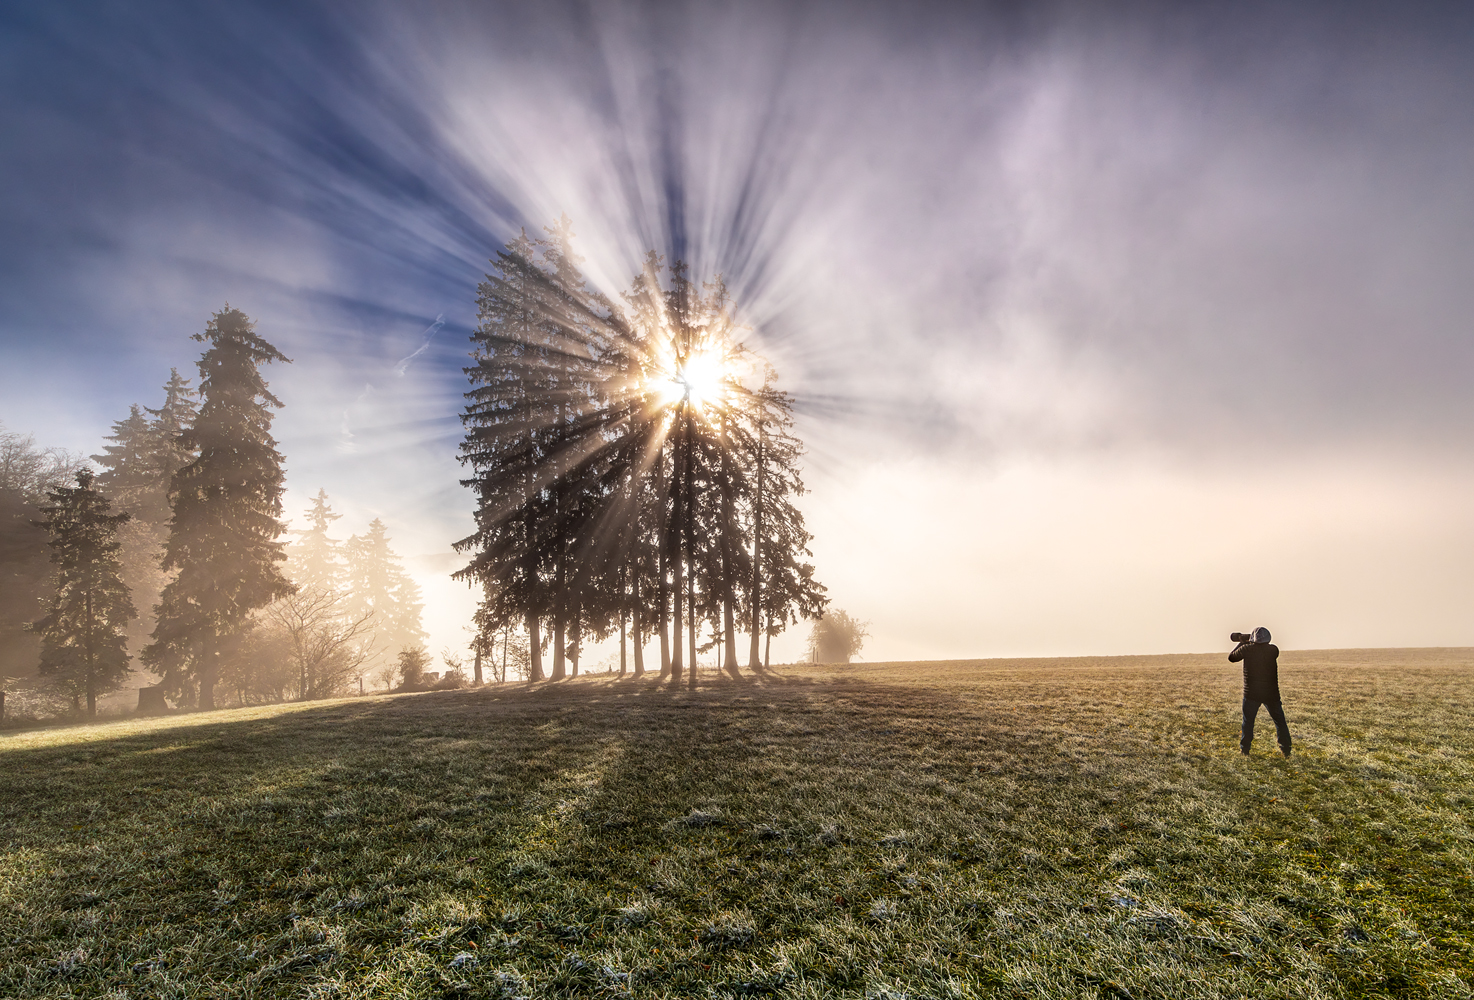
[137,686,168,715]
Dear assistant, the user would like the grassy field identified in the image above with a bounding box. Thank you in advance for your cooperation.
[2,650,1472,999]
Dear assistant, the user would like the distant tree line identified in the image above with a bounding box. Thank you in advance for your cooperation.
[456,219,828,686]
[2,307,428,718]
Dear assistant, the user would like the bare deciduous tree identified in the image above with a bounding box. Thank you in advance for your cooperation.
[264,585,377,700]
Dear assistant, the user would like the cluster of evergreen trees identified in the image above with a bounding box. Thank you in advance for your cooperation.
[275,489,427,698]
[5,221,830,715]
[10,307,427,718]
[457,220,828,685]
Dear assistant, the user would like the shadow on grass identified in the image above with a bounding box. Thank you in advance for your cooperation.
[1,656,1472,997]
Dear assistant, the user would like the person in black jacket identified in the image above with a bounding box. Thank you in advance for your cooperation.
[1229,626,1292,757]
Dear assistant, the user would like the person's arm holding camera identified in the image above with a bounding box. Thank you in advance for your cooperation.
[1228,631,1253,662]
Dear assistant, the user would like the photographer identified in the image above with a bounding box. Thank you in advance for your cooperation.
[1229,627,1292,757]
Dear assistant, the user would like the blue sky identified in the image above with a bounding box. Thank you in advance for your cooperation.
[4,0,1474,661]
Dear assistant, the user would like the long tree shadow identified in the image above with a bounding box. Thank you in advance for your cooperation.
[2,661,1471,996]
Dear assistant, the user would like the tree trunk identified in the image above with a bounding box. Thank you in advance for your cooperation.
[656,453,671,680]
[722,599,740,681]
[687,566,698,691]
[660,528,672,678]
[198,639,218,711]
[552,552,566,680]
[632,574,646,677]
[658,579,671,678]
[473,644,483,686]
[748,434,764,673]
[526,612,544,682]
[619,611,627,676]
[764,618,771,671]
[669,424,684,688]
[85,590,97,717]
[669,549,684,685]
[569,595,581,677]
[719,412,741,680]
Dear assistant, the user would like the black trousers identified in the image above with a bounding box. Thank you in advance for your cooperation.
[1242,695,1291,753]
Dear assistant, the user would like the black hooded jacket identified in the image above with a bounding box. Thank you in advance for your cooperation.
[1229,641,1281,700]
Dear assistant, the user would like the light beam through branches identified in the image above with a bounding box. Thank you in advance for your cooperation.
[454,219,827,687]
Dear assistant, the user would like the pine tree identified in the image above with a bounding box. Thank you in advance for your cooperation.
[145,369,201,491]
[28,469,136,717]
[93,406,154,496]
[739,367,826,669]
[455,222,828,687]
[92,372,198,663]
[1,425,86,679]
[142,307,294,710]
[344,518,427,675]
[286,489,344,593]
[91,404,154,661]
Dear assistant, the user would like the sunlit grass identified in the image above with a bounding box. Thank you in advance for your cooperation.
[2,650,1471,998]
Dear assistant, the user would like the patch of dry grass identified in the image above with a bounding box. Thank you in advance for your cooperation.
[1,649,1471,998]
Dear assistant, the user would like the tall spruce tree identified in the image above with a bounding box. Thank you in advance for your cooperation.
[28,469,136,717]
[343,518,427,675]
[286,489,344,593]
[143,307,294,710]
[1,426,86,679]
[93,372,199,662]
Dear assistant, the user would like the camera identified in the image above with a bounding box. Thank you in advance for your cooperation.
[1230,632,1252,643]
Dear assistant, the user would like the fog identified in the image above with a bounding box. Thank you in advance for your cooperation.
[3,1,1473,664]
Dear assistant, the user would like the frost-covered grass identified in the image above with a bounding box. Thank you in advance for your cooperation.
[2,649,1472,998]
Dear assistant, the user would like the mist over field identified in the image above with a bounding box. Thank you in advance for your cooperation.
[4,1,1474,663]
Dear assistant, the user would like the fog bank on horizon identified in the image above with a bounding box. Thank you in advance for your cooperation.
[2,0,1473,663]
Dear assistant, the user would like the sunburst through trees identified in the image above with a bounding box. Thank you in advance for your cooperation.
[455,219,828,686]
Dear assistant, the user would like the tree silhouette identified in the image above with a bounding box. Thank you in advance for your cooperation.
[142,307,294,710]
[456,222,827,684]
[28,469,136,716]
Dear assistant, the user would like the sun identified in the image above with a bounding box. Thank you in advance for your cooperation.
[657,347,727,411]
